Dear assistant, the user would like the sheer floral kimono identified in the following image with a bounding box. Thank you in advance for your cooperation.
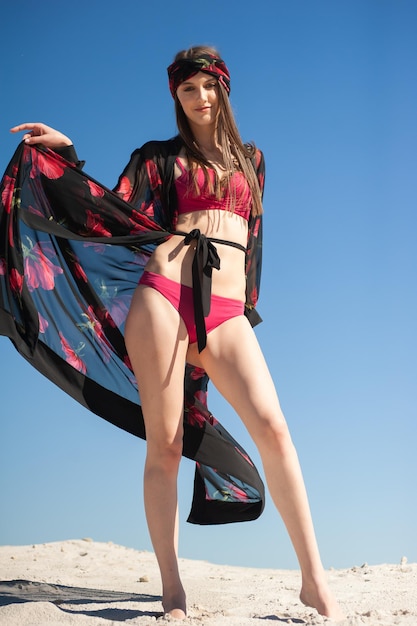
[0,137,266,525]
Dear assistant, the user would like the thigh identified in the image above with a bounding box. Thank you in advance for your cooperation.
[196,316,286,440]
[125,284,189,444]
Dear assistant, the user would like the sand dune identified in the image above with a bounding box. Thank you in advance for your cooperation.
[0,539,415,625]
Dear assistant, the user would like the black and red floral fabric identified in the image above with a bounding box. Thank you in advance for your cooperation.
[0,137,265,525]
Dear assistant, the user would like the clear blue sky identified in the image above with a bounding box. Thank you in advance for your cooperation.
[1,0,416,571]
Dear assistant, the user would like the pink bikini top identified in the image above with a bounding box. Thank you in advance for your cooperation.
[174,158,252,221]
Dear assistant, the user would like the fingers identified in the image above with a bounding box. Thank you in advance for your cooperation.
[9,123,73,148]
[10,122,47,134]
[10,123,48,144]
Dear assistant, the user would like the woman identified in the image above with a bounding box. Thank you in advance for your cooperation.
[9,46,344,621]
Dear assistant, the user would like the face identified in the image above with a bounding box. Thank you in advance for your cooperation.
[176,71,219,130]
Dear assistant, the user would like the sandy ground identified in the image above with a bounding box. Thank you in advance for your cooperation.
[0,539,415,625]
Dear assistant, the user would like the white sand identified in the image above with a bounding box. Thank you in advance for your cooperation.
[0,539,415,625]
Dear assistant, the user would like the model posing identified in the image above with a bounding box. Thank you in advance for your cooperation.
[10,46,345,621]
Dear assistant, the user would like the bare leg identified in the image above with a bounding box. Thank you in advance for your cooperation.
[125,284,188,619]
[193,316,346,621]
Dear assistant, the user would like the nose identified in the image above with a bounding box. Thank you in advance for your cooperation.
[195,85,208,101]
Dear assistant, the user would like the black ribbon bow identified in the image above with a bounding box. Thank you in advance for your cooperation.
[182,229,221,352]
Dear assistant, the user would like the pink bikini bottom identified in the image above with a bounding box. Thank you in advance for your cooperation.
[138,271,244,346]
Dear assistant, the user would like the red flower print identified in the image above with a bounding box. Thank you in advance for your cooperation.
[94,305,116,329]
[194,389,207,406]
[122,355,137,385]
[129,207,158,231]
[78,306,113,362]
[10,268,23,294]
[23,240,64,292]
[8,217,15,249]
[67,252,88,283]
[59,332,87,373]
[257,172,265,193]
[190,366,206,381]
[130,251,151,267]
[95,281,132,327]
[107,294,131,327]
[124,354,133,371]
[235,446,254,467]
[84,306,105,338]
[128,210,145,234]
[226,483,249,501]
[0,258,6,275]
[87,180,105,198]
[146,160,162,191]
[29,148,65,180]
[83,241,106,254]
[252,218,260,238]
[38,312,49,333]
[206,411,219,427]
[1,175,15,213]
[73,261,88,282]
[249,286,258,306]
[116,175,132,201]
[186,405,206,428]
[28,205,46,218]
[186,390,209,428]
[85,210,112,238]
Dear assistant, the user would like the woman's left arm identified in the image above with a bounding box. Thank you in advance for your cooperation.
[245,148,265,326]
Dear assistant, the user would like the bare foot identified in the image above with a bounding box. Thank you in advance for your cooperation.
[300,580,346,622]
[161,608,187,620]
[162,588,187,620]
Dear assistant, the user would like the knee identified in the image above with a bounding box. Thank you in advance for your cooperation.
[146,436,183,473]
[253,412,294,456]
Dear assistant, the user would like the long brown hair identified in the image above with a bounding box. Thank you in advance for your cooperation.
[172,45,263,216]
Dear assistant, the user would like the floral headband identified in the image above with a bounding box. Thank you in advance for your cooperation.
[167,53,231,98]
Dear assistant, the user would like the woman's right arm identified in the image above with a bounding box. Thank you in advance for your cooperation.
[10,122,73,148]
[10,122,84,167]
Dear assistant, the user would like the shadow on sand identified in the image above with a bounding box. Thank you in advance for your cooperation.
[0,579,163,621]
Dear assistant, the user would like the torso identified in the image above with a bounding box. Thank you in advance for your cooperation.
[144,155,250,301]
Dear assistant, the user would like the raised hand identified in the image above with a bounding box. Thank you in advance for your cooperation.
[10,123,73,149]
